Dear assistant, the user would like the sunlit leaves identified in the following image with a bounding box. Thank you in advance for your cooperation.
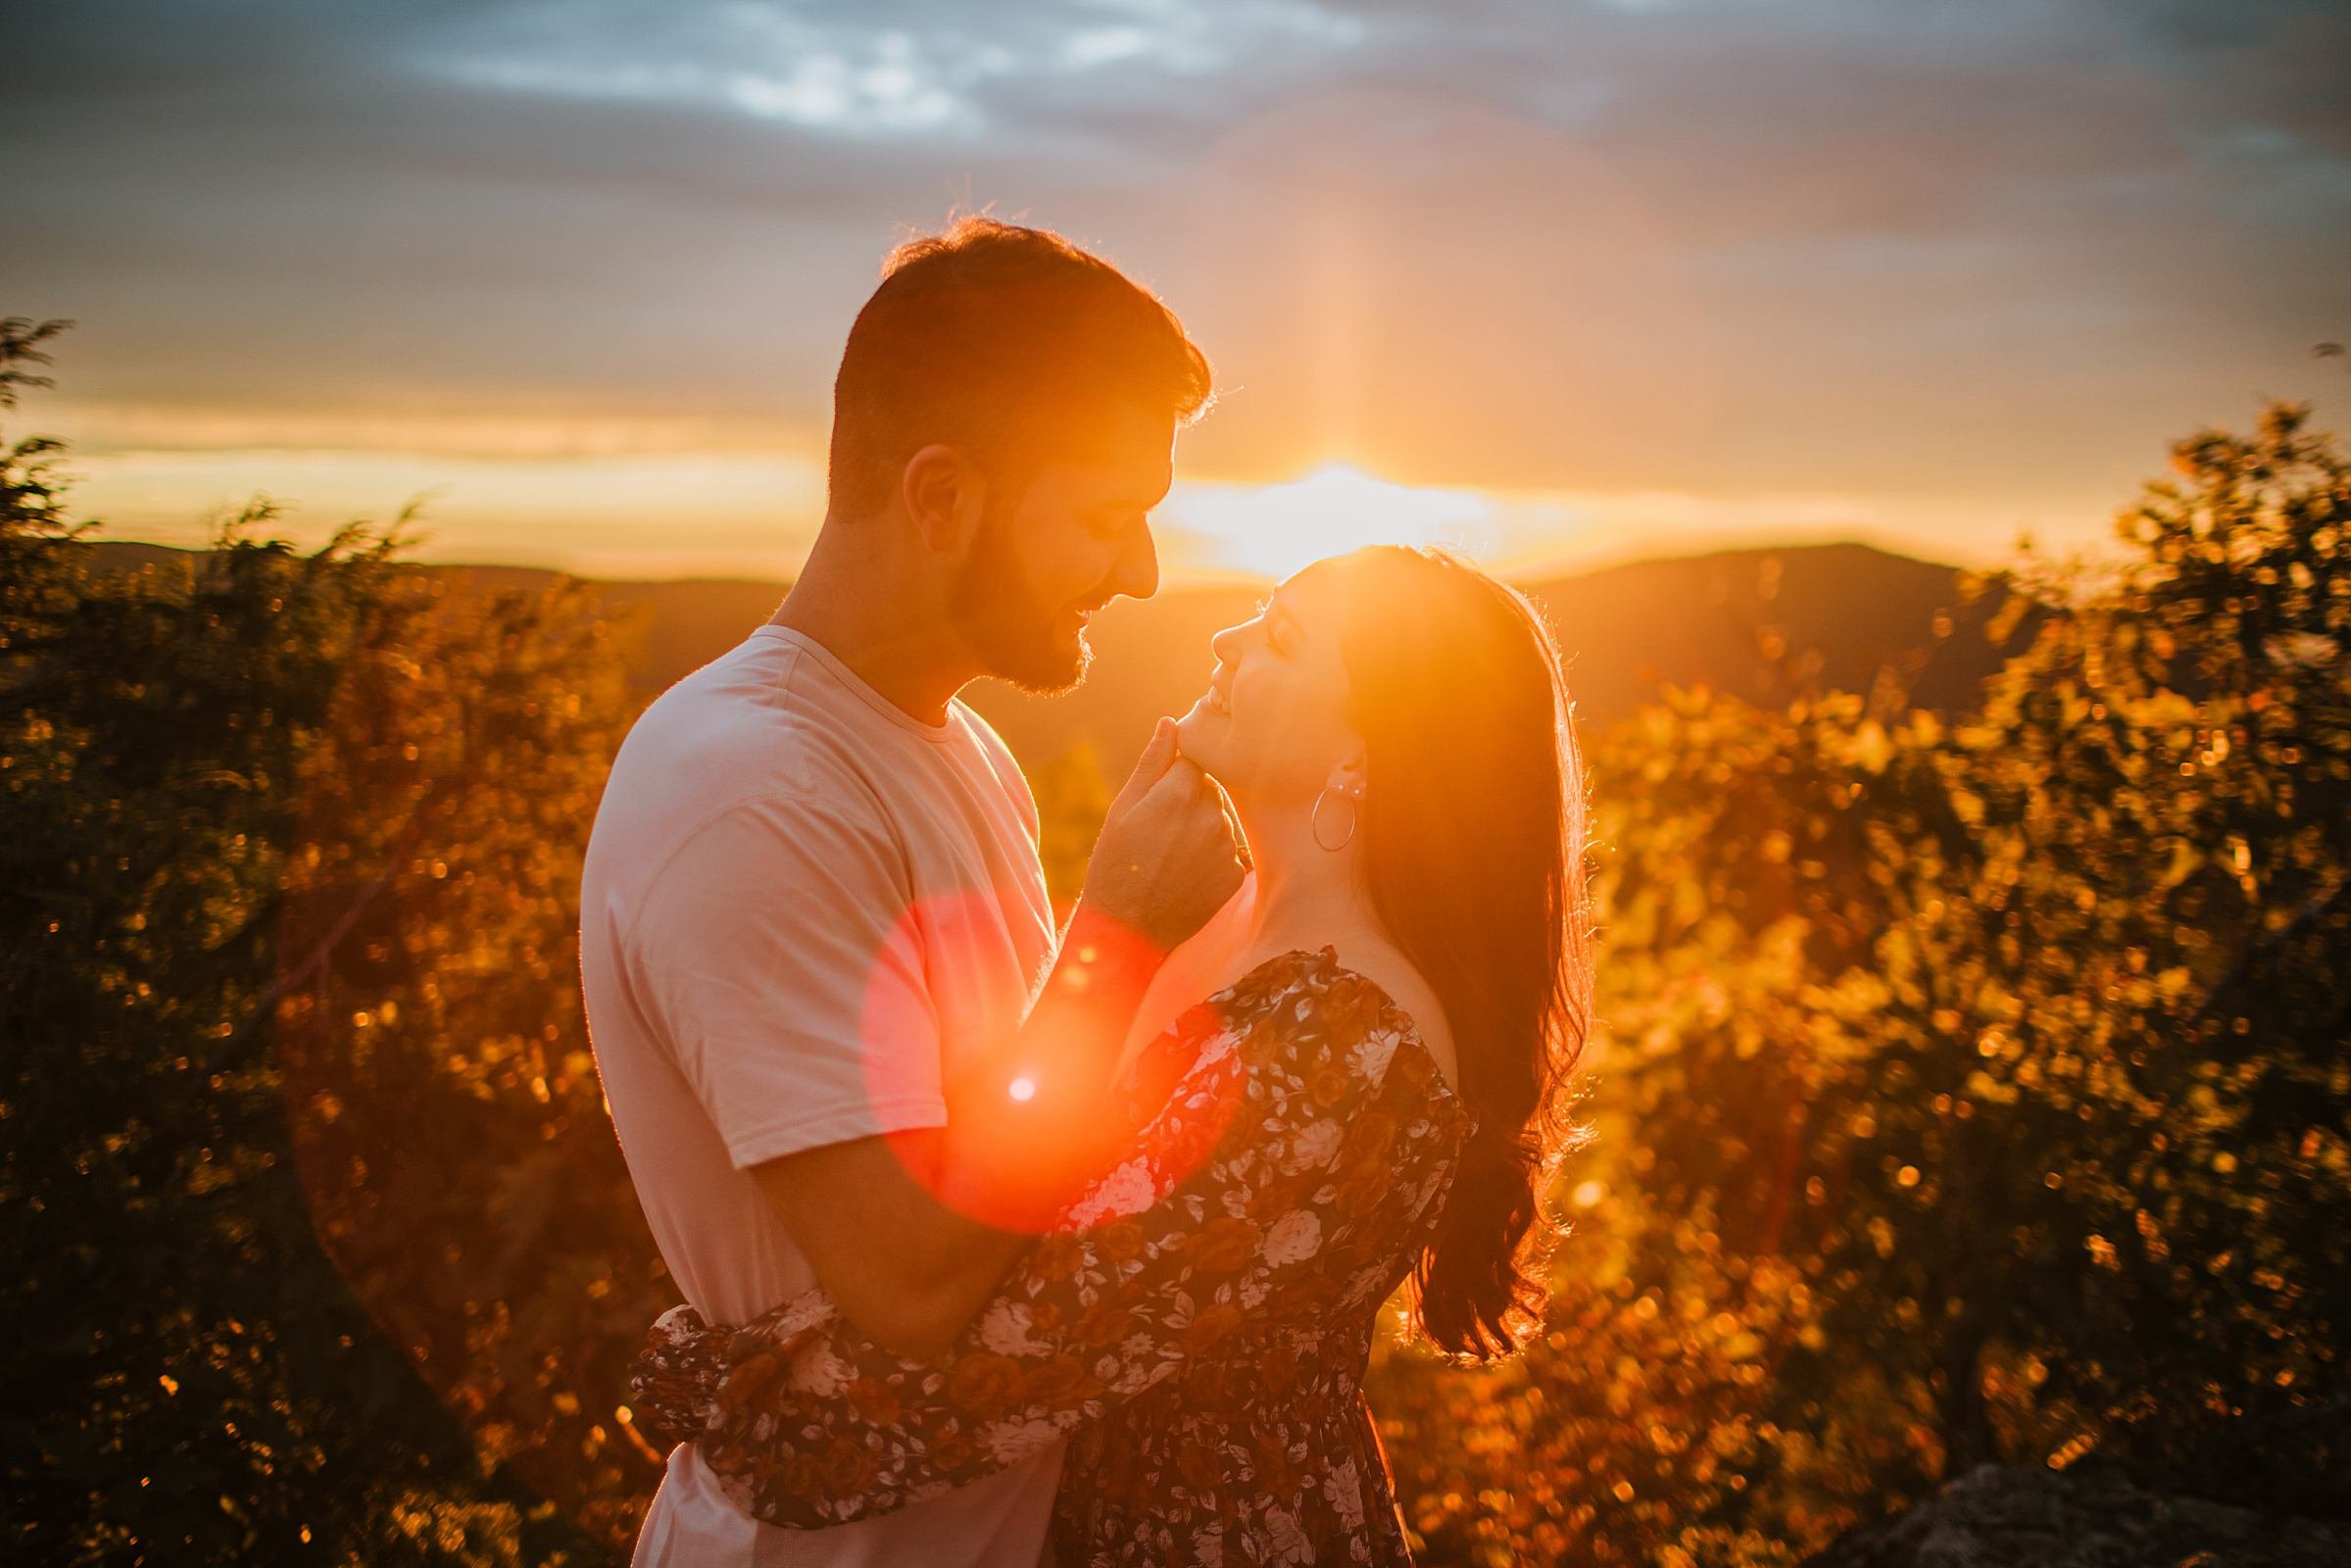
[3,325,628,1563]
[1373,402,2351,1563]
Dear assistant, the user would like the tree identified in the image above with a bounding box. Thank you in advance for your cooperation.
[1373,402,2351,1563]
[1,323,645,1564]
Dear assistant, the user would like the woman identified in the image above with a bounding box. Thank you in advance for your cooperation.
[629,545,1593,1563]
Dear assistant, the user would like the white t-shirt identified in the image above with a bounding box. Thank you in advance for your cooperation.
[580,625,1063,1567]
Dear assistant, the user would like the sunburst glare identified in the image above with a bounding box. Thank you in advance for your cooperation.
[1160,463,1500,580]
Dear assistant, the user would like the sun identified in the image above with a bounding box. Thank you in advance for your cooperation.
[1161,463,1498,582]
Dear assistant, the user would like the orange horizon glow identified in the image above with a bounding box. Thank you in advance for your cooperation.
[56,435,2058,586]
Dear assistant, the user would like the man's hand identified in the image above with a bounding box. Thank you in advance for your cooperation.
[1081,717,1248,956]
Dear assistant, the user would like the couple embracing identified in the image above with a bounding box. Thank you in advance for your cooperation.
[580,217,1592,1567]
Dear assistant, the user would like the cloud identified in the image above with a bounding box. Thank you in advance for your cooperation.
[409,0,1368,137]
[45,402,808,462]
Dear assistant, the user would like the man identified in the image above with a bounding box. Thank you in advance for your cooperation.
[580,218,1246,1566]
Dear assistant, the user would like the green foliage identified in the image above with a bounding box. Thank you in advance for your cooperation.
[269,547,672,1546]
[1,324,648,1564]
[1029,741,1113,915]
[1371,402,2351,1563]
[0,317,89,666]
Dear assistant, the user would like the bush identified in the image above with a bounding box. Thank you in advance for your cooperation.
[1373,403,2351,1562]
[1,320,654,1564]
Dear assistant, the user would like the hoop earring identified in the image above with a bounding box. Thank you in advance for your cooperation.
[1310,785,1361,853]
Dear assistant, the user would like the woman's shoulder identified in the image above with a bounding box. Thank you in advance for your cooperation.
[1226,940,1458,1097]
[1319,942,1458,1093]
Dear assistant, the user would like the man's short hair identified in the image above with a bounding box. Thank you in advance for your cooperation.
[827,217,1213,518]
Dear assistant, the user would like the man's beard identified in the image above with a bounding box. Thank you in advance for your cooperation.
[947,506,1101,696]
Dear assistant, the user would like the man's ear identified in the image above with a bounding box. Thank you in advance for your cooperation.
[900,444,987,554]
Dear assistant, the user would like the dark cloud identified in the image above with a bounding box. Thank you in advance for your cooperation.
[5,0,2347,524]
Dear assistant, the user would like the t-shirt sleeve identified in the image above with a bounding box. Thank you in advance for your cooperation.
[626,796,947,1168]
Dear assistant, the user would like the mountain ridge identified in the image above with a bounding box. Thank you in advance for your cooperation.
[86,539,2025,772]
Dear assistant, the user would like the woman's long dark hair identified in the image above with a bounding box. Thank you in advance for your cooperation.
[1333,546,1593,1359]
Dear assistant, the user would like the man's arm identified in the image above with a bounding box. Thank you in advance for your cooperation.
[752,720,1242,1359]
[749,905,1168,1358]
[628,956,1449,1530]
[750,1133,1006,1362]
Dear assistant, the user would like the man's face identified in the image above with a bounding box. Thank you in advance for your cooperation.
[947,405,1174,694]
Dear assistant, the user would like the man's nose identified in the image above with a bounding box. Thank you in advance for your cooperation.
[1112,520,1161,602]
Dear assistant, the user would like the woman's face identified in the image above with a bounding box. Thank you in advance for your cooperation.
[1174,561,1364,802]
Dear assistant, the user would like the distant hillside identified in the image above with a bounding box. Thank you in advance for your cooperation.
[1524,542,2012,715]
[86,540,2025,774]
[972,543,2022,773]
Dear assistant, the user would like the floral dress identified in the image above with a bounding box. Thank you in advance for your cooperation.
[629,946,1474,1565]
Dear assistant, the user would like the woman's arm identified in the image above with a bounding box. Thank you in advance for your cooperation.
[627,955,1462,1529]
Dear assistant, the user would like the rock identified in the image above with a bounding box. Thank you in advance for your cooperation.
[1799,1459,2351,1568]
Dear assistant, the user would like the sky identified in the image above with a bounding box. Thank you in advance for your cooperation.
[7,0,2349,581]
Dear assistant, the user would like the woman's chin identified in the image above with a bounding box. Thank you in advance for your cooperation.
[1173,709,1228,775]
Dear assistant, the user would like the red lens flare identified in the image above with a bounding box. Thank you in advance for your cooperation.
[864,892,1244,1235]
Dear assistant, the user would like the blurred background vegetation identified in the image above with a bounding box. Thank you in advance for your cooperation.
[6,316,2347,1565]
